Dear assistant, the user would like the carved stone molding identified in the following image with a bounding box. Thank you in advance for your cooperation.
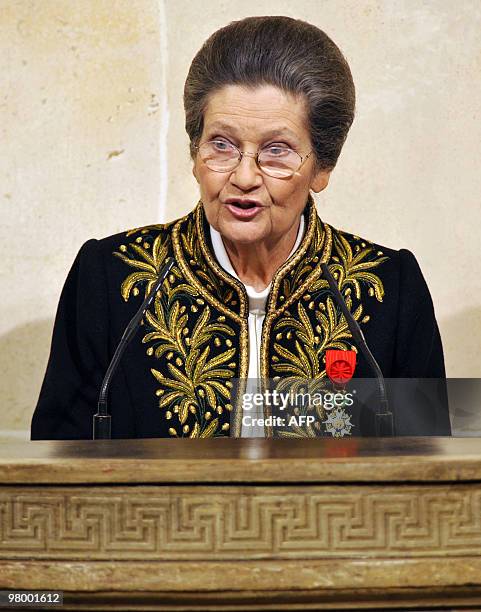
[1,484,480,560]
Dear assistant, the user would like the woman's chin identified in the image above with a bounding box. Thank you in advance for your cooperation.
[218,219,268,246]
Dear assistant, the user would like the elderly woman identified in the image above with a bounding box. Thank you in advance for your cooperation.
[31,16,451,440]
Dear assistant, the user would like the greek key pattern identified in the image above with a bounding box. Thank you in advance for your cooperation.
[1,485,480,559]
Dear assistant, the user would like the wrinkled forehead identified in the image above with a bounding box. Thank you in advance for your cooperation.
[202,84,310,143]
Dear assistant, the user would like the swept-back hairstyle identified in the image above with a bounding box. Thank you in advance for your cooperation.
[184,16,355,172]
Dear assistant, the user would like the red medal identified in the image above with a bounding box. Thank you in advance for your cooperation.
[325,349,357,385]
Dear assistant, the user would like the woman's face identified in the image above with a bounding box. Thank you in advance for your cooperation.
[192,84,331,248]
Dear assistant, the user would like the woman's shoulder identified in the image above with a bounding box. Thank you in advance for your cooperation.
[323,220,433,300]
[324,221,399,261]
[74,210,195,263]
[65,214,191,295]
[98,216,184,251]
[323,221,405,282]
[326,220,429,267]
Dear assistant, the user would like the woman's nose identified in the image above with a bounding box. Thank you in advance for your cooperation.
[229,152,263,189]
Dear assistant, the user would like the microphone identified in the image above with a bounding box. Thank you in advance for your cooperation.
[321,262,393,436]
[93,256,175,440]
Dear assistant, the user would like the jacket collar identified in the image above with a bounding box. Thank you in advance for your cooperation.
[172,193,333,323]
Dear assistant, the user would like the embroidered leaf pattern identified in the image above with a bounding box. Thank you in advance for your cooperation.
[113,222,237,439]
[143,294,188,359]
[147,302,235,437]
[271,230,388,431]
[327,233,388,301]
[113,233,171,301]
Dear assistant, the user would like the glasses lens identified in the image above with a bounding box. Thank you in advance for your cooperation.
[198,141,239,172]
[258,146,302,178]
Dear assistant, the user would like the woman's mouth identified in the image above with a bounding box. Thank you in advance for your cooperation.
[224,200,263,220]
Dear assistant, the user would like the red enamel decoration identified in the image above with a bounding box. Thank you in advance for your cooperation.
[325,349,357,384]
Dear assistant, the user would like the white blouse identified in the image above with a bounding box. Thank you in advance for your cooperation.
[209,214,305,437]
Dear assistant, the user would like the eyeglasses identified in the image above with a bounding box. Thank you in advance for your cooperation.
[194,139,313,179]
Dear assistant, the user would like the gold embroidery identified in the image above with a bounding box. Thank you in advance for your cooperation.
[124,221,176,237]
[195,203,249,320]
[113,226,177,301]
[326,231,388,301]
[149,298,236,437]
[172,205,250,437]
[114,216,242,438]
[259,198,389,437]
[113,195,390,439]
[173,211,244,325]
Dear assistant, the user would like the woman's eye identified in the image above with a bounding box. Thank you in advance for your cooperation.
[265,144,290,155]
[212,140,231,151]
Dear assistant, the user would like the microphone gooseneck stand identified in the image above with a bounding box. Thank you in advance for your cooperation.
[93,257,175,440]
[321,262,394,436]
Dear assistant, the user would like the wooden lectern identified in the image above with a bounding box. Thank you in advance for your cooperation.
[1,437,481,610]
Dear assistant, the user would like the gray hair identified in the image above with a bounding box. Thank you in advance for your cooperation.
[184,16,356,172]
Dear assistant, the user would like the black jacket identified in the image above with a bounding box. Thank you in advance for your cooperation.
[31,196,451,440]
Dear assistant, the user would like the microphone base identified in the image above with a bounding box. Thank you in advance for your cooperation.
[93,414,112,440]
[375,412,394,437]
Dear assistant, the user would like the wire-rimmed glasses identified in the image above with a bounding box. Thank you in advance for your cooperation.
[194,139,313,179]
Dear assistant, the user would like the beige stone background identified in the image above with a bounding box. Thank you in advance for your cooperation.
[1,0,480,437]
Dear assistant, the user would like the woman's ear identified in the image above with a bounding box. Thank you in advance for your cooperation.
[310,168,332,193]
